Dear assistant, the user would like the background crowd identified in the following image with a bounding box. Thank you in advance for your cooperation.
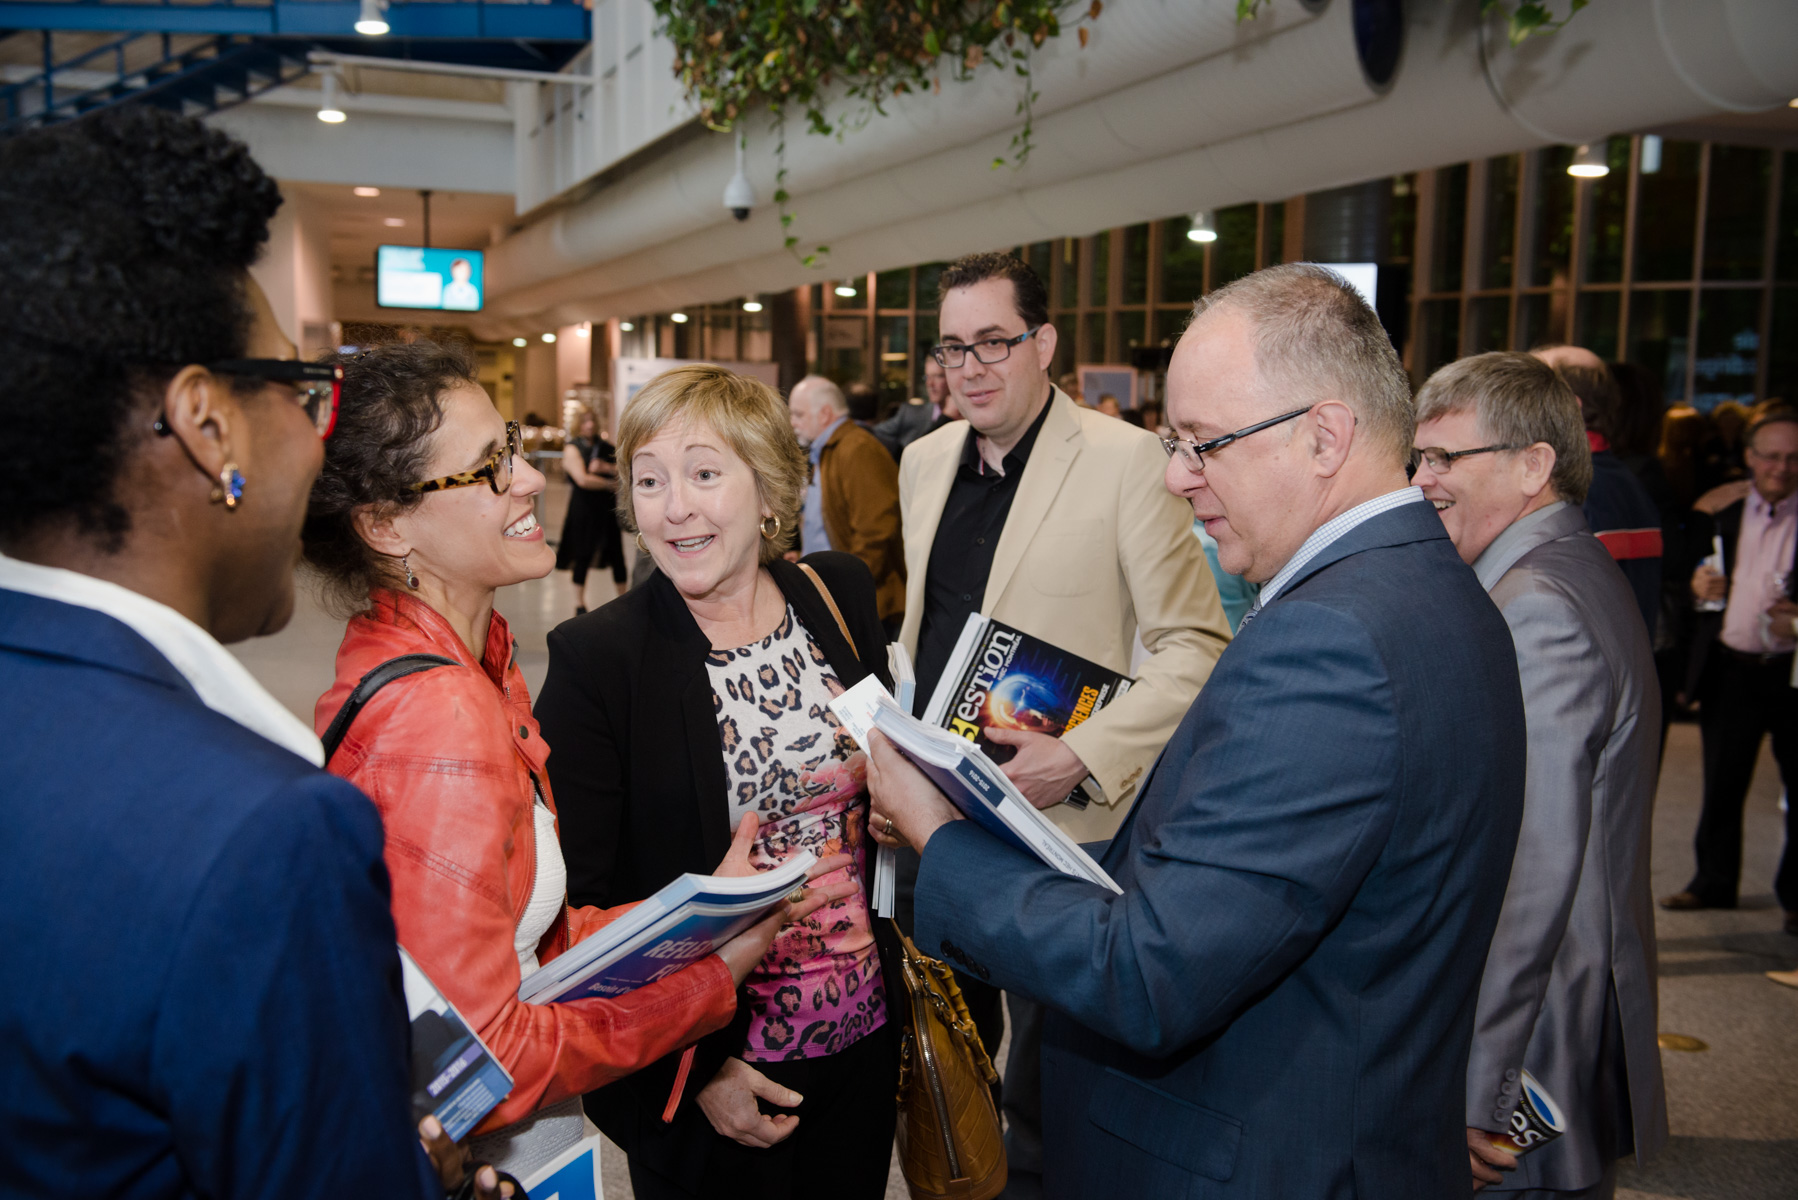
[4,104,1795,1200]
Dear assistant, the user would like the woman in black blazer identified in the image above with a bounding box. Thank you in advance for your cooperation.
[535,365,901,1200]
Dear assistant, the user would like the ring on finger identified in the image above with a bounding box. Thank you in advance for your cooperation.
[883,815,896,837]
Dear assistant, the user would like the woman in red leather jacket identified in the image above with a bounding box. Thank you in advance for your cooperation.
[301,342,848,1173]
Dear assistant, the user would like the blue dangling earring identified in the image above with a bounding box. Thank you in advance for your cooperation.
[214,462,245,511]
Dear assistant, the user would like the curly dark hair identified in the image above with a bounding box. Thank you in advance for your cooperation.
[302,340,476,614]
[0,106,282,549]
[936,251,1050,330]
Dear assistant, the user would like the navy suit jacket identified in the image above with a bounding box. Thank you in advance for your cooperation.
[0,589,435,1200]
[916,501,1526,1198]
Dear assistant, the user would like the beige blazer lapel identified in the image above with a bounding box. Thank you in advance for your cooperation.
[898,426,966,651]
[983,389,1082,611]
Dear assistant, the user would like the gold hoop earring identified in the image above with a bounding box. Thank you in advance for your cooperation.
[635,531,648,554]
[759,515,781,540]
[402,554,419,590]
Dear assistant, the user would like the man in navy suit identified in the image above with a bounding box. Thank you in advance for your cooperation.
[868,264,1527,1198]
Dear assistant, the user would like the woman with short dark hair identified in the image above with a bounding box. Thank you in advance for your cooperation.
[303,343,848,1175]
[536,364,901,1200]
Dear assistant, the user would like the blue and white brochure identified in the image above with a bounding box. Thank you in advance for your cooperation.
[516,851,817,1005]
[830,675,1121,893]
[399,947,513,1142]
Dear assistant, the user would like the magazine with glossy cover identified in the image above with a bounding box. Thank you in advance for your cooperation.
[831,675,1120,893]
[922,614,1133,762]
[516,851,817,1005]
[398,947,513,1142]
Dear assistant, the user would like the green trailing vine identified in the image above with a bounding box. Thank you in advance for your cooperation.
[650,0,1102,266]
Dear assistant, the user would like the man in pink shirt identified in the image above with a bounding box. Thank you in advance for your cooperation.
[1663,411,1798,934]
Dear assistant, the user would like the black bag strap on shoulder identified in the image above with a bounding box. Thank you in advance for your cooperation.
[319,653,457,765]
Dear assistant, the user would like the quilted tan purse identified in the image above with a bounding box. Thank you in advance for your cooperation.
[892,924,1007,1200]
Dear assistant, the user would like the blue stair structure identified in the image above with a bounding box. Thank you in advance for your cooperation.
[0,1,591,135]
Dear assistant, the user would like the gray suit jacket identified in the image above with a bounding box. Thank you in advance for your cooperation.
[1467,502,1669,1189]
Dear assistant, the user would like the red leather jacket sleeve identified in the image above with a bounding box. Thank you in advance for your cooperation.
[328,666,737,1134]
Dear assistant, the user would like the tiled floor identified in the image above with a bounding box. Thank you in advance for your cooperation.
[229,485,1796,1198]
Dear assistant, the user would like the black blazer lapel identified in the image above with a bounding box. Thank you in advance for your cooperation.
[641,572,735,869]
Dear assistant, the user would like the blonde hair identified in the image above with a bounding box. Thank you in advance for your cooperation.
[615,364,805,563]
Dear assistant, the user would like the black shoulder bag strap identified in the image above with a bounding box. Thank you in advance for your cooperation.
[319,653,457,765]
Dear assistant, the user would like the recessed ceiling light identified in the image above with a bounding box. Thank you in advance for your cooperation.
[670,312,689,323]
[383,217,405,227]
[620,321,634,332]
[512,337,527,347]
[835,283,857,297]
[576,322,591,338]
[353,186,381,197]
[742,299,763,312]
[542,332,557,343]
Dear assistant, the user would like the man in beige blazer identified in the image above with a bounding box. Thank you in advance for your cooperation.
[895,251,1229,1198]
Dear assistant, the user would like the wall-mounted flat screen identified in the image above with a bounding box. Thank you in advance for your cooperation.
[376,245,484,311]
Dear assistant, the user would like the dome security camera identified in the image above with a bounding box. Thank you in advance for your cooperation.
[723,133,755,223]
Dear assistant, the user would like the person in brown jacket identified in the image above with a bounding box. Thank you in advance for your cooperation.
[788,374,906,629]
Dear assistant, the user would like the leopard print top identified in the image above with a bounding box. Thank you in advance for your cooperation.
[706,605,886,1061]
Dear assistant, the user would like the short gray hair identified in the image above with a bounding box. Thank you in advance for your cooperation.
[1415,351,1592,504]
[1192,263,1414,467]
[794,373,848,414]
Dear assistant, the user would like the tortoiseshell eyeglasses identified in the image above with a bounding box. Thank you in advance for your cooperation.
[410,421,522,495]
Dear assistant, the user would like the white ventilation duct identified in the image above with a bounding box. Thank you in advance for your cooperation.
[477,0,1798,337]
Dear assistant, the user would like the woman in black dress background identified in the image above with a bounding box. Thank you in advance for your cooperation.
[556,408,627,614]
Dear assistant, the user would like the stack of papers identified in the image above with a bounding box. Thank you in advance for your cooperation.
[517,851,816,1004]
[831,675,1121,894]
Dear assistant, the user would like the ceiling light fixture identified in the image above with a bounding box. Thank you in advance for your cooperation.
[317,70,346,123]
[354,0,389,36]
[1567,142,1610,178]
[541,332,557,343]
[1186,211,1217,243]
[742,299,763,313]
[383,217,405,227]
[512,337,527,347]
[620,321,635,332]
[353,185,380,197]
[835,281,858,297]
[670,312,689,323]
[576,322,591,338]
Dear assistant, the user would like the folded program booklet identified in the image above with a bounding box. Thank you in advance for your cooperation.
[831,675,1121,894]
[399,947,513,1141]
[516,851,816,1005]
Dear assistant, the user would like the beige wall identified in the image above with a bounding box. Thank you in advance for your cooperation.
[252,188,337,359]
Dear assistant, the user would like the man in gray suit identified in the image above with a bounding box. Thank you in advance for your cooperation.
[1413,352,1668,1198]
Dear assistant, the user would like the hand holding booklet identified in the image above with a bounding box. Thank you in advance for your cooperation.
[516,850,816,1004]
[831,674,1121,894]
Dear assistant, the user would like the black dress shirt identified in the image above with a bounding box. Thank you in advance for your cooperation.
[913,393,1054,713]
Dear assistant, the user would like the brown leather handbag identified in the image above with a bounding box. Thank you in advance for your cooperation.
[892,924,1007,1200]
[794,562,1007,1199]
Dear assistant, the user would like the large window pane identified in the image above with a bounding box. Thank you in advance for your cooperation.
[1154,307,1190,349]
[1390,174,1418,266]
[1527,146,1577,287]
[1083,311,1107,363]
[1057,239,1080,309]
[1694,288,1763,409]
[1121,224,1150,304]
[831,275,866,310]
[1467,295,1511,354]
[1116,310,1147,362]
[1416,299,1461,380]
[1574,291,1621,361]
[1779,154,1798,284]
[1430,164,1468,293]
[1581,139,1632,284]
[1024,241,1054,292]
[1628,290,1691,404]
[1770,288,1798,404]
[1633,140,1701,282]
[1517,292,1561,350]
[875,268,911,310]
[1262,201,1287,268]
[1703,145,1772,281]
[1090,231,1111,307]
[877,315,911,407]
[916,262,948,311]
[1213,204,1258,291]
[1159,217,1206,305]
[1481,154,1521,289]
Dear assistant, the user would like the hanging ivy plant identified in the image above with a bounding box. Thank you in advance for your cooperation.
[650,0,1102,266]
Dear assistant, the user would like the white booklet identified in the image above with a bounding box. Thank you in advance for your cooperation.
[869,643,918,917]
[516,851,816,1005]
[830,674,1121,893]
